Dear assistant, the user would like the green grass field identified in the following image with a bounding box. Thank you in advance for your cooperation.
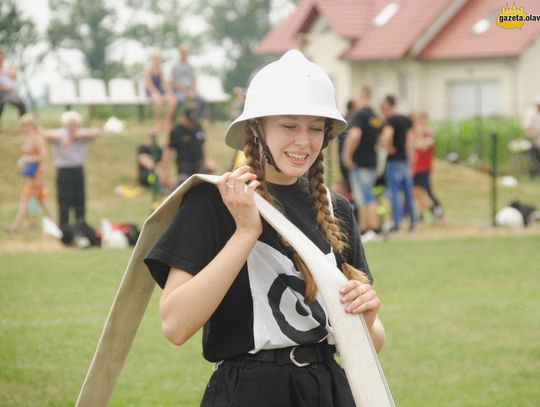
[1,237,539,406]
[1,109,539,406]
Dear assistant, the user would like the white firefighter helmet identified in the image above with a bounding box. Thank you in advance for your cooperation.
[225,49,347,150]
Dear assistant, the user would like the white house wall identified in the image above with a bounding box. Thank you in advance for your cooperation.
[350,59,423,116]
[307,17,353,113]
[517,35,540,125]
[421,59,517,120]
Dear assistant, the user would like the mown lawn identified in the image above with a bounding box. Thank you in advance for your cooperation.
[1,236,539,406]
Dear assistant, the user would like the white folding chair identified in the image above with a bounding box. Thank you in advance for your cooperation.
[197,74,230,103]
[49,78,79,106]
[78,78,109,105]
[108,78,140,105]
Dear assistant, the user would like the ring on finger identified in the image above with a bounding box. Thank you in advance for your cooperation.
[226,181,236,189]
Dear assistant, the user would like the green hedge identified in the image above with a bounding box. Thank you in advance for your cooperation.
[433,118,525,172]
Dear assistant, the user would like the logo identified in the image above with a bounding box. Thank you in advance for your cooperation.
[496,3,540,29]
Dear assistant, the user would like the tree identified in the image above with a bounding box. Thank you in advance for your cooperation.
[47,0,122,80]
[123,0,196,50]
[0,1,41,109]
[198,0,275,91]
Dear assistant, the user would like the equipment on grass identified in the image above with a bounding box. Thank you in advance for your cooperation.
[76,174,394,407]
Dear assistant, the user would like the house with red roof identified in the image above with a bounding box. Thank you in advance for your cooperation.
[256,0,540,121]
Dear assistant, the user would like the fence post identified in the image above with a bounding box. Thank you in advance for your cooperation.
[490,132,498,226]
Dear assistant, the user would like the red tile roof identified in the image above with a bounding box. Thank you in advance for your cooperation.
[420,0,540,59]
[341,0,450,60]
[255,0,372,55]
[255,0,317,55]
[256,0,540,60]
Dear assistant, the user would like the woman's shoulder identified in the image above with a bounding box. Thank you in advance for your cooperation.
[183,181,221,204]
[329,189,354,219]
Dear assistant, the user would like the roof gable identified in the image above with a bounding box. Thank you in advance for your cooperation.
[420,0,540,59]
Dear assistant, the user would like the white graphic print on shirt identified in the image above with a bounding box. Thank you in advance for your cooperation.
[247,240,336,353]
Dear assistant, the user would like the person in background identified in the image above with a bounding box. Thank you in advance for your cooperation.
[6,114,55,233]
[379,95,416,232]
[144,50,384,407]
[169,44,206,122]
[410,112,446,224]
[0,47,27,120]
[137,132,164,190]
[161,107,215,188]
[525,96,540,178]
[144,49,176,131]
[43,111,100,227]
[342,86,383,241]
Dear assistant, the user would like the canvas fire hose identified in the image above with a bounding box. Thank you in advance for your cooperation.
[76,174,395,407]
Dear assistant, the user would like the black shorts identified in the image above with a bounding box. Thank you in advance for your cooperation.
[413,171,430,189]
[200,344,355,407]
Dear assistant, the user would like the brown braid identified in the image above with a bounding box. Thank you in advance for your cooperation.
[307,121,369,285]
[243,119,367,303]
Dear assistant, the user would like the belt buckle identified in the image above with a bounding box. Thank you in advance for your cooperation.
[289,346,310,367]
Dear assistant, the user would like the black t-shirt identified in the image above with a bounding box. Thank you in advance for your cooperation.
[349,107,382,168]
[386,114,412,161]
[144,178,372,362]
[168,122,205,175]
[137,144,162,186]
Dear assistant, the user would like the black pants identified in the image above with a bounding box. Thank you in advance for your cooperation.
[413,171,441,208]
[201,346,355,407]
[0,93,27,118]
[530,146,540,177]
[56,166,85,226]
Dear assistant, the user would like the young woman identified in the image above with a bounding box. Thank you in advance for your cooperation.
[6,114,55,233]
[144,50,176,130]
[145,50,385,407]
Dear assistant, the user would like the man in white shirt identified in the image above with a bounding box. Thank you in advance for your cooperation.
[169,44,206,122]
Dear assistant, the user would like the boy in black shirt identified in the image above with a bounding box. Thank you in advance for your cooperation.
[380,95,416,231]
[341,86,382,240]
[161,108,214,187]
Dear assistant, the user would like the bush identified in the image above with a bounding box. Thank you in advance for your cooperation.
[433,118,525,172]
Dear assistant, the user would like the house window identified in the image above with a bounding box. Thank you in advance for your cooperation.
[398,71,408,101]
[373,2,400,27]
[449,81,500,120]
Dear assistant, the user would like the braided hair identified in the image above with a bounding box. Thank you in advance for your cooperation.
[244,118,368,302]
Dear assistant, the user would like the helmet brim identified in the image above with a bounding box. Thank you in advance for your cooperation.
[225,110,348,151]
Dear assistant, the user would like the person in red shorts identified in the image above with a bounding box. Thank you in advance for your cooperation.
[410,112,446,224]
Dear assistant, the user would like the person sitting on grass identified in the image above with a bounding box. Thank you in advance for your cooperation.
[6,114,56,233]
[161,107,215,188]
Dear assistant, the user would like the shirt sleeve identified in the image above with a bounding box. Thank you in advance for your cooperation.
[349,110,364,130]
[331,192,373,284]
[144,183,235,289]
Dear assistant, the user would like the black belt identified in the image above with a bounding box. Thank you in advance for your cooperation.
[223,343,336,368]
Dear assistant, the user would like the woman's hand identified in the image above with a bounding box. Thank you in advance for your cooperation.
[217,166,262,238]
[339,280,381,331]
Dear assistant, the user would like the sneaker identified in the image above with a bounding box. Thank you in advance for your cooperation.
[361,230,383,243]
